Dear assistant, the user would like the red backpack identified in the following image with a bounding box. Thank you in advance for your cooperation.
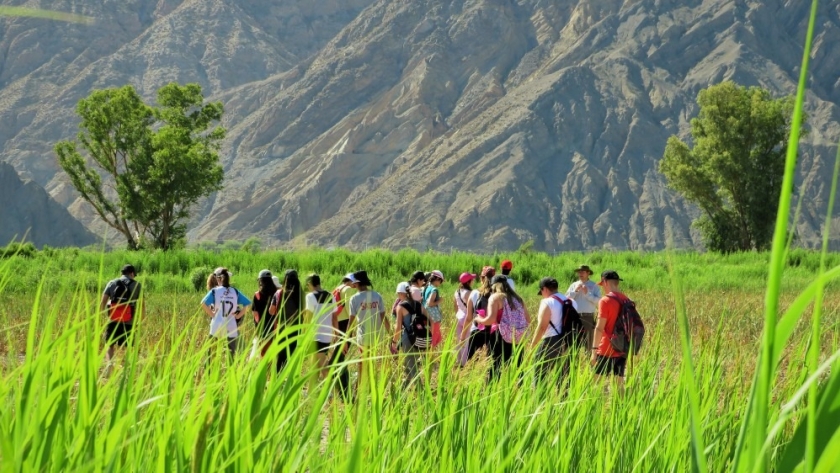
[332,285,346,317]
[109,279,135,322]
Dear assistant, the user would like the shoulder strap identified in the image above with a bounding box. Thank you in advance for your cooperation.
[548,295,569,336]
[457,289,467,308]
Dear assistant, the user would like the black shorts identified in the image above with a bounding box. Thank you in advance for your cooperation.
[105,322,134,347]
[315,341,331,352]
[594,355,626,377]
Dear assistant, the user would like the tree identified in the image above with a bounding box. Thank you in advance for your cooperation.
[56,83,225,250]
[659,81,802,252]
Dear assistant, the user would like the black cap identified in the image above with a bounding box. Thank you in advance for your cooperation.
[353,270,373,286]
[121,264,136,275]
[600,270,623,281]
[537,277,559,295]
[490,274,508,286]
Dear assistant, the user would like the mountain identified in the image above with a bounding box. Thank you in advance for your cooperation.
[1,0,838,252]
[0,161,96,247]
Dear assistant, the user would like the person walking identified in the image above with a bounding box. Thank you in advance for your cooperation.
[500,260,516,291]
[269,270,303,373]
[391,282,431,388]
[592,270,629,397]
[453,272,475,366]
[423,270,445,348]
[251,270,280,361]
[566,265,600,352]
[346,271,389,395]
[304,274,337,382]
[530,277,578,386]
[409,271,426,303]
[332,273,358,394]
[201,268,251,361]
[100,264,143,368]
[460,266,495,363]
[474,275,530,382]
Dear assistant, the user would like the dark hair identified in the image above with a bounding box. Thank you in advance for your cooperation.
[306,273,321,288]
[459,281,472,292]
[258,276,278,294]
[217,270,231,288]
[409,271,426,285]
[501,268,512,276]
[277,270,302,322]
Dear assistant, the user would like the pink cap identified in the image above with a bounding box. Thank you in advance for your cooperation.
[459,272,477,284]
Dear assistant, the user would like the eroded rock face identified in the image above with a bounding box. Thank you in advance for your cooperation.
[1,0,838,251]
[0,162,96,247]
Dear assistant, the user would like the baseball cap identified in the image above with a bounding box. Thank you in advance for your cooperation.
[214,267,233,277]
[121,264,136,275]
[429,270,445,282]
[490,274,508,286]
[537,277,559,295]
[459,272,477,284]
[258,269,272,279]
[501,260,513,270]
[480,266,496,278]
[344,272,359,284]
[396,282,410,294]
[598,270,623,286]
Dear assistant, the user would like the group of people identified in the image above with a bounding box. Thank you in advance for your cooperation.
[101,259,638,396]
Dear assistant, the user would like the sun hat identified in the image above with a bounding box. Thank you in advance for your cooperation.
[574,265,594,275]
[537,277,559,295]
[598,270,623,286]
[480,266,496,278]
[429,270,445,282]
[459,272,477,284]
[396,282,410,294]
[501,260,513,270]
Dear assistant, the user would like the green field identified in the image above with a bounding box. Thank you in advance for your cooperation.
[1,246,839,471]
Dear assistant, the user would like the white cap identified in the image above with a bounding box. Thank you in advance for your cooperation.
[344,272,359,283]
[272,275,281,287]
[396,282,410,294]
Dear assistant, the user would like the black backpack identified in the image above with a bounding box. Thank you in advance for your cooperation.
[548,295,584,348]
[607,294,645,355]
[400,300,430,349]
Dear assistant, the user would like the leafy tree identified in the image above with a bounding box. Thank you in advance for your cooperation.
[56,83,225,250]
[659,81,802,252]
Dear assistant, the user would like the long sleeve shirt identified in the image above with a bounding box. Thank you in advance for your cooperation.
[566,280,601,313]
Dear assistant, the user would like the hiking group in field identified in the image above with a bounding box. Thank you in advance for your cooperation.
[101,259,645,398]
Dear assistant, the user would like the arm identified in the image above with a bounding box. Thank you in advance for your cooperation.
[591,317,607,365]
[460,296,475,342]
[100,294,109,313]
[331,308,340,343]
[530,302,551,349]
[392,306,405,344]
[427,289,440,308]
[202,303,214,317]
[268,291,279,317]
[474,296,499,326]
[381,311,391,335]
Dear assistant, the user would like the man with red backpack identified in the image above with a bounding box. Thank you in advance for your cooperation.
[100,264,143,366]
[331,273,357,397]
[592,270,645,397]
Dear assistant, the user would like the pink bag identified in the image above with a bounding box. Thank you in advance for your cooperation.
[498,298,528,344]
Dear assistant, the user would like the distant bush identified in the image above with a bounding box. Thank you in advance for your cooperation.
[1,242,37,258]
[190,266,211,292]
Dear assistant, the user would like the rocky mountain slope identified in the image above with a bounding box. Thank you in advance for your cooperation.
[0,161,96,247]
[1,0,838,251]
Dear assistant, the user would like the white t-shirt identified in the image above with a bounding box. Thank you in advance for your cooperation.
[539,293,578,339]
[206,287,241,338]
[306,291,336,343]
[454,288,470,320]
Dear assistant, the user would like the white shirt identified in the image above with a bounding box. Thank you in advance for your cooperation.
[208,287,240,338]
[506,277,516,291]
[306,291,336,343]
[454,288,470,320]
[566,280,600,313]
[539,293,578,338]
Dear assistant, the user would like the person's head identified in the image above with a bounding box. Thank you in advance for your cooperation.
[353,270,373,291]
[258,269,277,293]
[501,260,513,276]
[283,269,301,291]
[490,274,523,305]
[306,273,322,291]
[428,270,445,287]
[598,270,623,292]
[409,271,426,287]
[478,266,496,296]
[343,272,359,289]
[214,267,232,288]
[121,264,137,279]
[459,272,476,291]
[575,265,594,282]
[537,277,560,298]
[396,281,410,301]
